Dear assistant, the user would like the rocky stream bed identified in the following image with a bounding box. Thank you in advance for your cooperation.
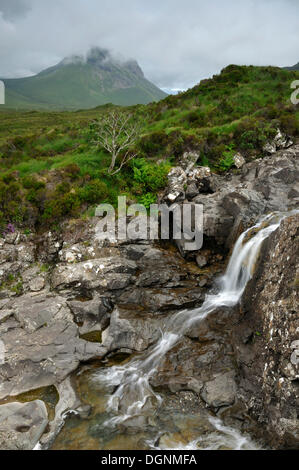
[0,143,298,450]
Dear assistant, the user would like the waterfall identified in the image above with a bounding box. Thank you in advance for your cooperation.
[94,210,296,433]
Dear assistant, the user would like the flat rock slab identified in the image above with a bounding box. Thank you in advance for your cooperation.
[0,400,48,450]
[0,321,106,400]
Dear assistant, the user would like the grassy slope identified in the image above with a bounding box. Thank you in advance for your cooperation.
[0,65,298,231]
[2,63,166,110]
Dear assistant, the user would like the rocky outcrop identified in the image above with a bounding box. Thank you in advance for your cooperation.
[263,128,293,155]
[233,214,299,449]
[163,144,299,254]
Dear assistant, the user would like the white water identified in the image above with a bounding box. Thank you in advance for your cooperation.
[94,211,296,445]
[149,417,258,450]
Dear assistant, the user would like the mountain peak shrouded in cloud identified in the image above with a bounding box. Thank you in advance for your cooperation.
[1,46,166,109]
[44,47,145,80]
[0,0,299,90]
[284,62,299,71]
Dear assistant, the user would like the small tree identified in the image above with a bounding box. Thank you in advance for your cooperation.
[92,111,140,175]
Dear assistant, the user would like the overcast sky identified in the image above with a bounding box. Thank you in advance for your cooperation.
[0,0,298,92]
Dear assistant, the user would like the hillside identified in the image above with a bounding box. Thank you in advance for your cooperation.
[0,64,298,231]
[1,48,167,110]
[284,62,299,71]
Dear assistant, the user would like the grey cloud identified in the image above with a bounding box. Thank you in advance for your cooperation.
[0,0,298,89]
[0,0,31,20]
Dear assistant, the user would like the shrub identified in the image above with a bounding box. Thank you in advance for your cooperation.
[218,145,235,171]
[78,180,109,204]
[132,158,170,193]
[139,193,157,209]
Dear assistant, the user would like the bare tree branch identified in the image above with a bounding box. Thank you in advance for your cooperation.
[92,111,140,174]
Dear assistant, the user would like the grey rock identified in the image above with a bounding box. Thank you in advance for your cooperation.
[200,371,237,408]
[51,257,137,291]
[196,254,208,268]
[0,318,107,399]
[67,295,112,334]
[233,153,246,169]
[186,183,199,200]
[103,307,161,353]
[29,276,46,292]
[0,400,48,450]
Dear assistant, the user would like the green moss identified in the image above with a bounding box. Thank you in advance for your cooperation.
[80,331,102,343]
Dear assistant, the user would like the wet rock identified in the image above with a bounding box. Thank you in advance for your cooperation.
[234,213,299,448]
[118,287,203,312]
[102,307,161,353]
[40,377,82,449]
[0,400,48,450]
[200,371,237,409]
[67,295,112,334]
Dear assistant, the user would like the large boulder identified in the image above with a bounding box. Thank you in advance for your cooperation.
[0,400,48,450]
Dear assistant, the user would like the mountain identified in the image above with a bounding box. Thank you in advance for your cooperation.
[283,62,299,71]
[1,47,167,110]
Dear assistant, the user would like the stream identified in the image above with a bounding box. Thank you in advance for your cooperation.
[51,211,294,450]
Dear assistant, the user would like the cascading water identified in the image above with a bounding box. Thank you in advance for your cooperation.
[91,210,297,448]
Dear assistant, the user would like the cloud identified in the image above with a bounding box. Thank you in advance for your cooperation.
[0,0,31,20]
[0,0,298,89]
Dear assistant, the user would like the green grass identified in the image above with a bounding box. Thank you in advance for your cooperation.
[0,64,298,231]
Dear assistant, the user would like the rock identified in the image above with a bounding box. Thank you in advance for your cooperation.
[10,292,73,332]
[29,276,45,292]
[188,166,211,180]
[290,341,299,366]
[263,142,276,154]
[175,144,299,255]
[0,306,107,399]
[233,153,246,169]
[273,128,293,150]
[165,167,187,203]
[200,371,237,408]
[39,377,81,449]
[51,257,137,291]
[0,400,48,450]
[118,287,203,313]
[196,254,208,268]
[67,295,112,334]
[122,245,148,260]
[263,129,293,155]
[102,307,161,353]
[179,151,200,172]
[233,213,299,448]
[186,183,199,200]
